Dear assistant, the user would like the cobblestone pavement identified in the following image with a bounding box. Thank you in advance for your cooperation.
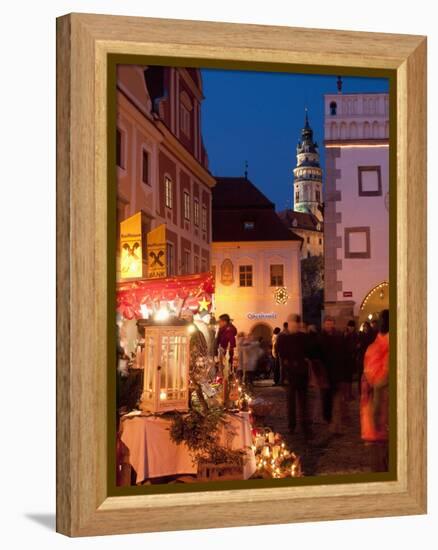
[252,379,384,476]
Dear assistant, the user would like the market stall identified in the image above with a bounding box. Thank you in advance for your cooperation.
[115,271,301,485]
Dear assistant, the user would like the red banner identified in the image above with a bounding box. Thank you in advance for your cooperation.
[116,272,214,320]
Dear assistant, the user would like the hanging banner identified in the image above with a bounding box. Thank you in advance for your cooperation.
[147,224,167,279]
[120,212,143,279]
[117,272,215,320]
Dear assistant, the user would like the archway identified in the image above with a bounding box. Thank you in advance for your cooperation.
[250,322,273,346]
[358,281,389,327]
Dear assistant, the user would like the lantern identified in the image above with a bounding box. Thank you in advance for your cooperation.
[138,318,190,413]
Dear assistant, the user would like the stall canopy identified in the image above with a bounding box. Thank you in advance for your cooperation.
[116,272,215,320]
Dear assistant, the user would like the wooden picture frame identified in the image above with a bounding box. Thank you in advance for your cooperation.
[56,13,427,536]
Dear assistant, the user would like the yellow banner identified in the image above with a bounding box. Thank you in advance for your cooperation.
[147,224,167,279]
[120,212,143,279]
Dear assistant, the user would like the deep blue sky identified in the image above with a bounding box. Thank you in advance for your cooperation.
[201,70,389,211]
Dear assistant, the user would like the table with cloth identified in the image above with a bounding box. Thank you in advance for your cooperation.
[119,411,256,484]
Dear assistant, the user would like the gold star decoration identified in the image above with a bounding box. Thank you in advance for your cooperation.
[198,297,211,312]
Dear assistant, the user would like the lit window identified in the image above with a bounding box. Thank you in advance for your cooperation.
[194,199,200,226]
[239,265,253,287]
[201,205,207,231]
[184,191,190,220]
[165,176,173,209]
[270,264,284,286]
[244,221,255,230]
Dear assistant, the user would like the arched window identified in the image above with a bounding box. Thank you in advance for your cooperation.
[340,122,347,140]
[363,121,370,139]
[372,121,379,138]
[349,121,358,139]
[330,122,338,139]
[329,101,337,115]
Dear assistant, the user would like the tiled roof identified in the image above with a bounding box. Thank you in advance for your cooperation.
[212,177,302,243]
[212,177,275,209]
[278,209,324,232]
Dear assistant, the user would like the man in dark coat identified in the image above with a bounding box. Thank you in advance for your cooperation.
[344,320,360,400]
[319,316,347,433]
[214,313,237,366]
[277,314,311,437]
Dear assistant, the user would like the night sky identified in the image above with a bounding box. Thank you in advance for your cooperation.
[201,70,389,211]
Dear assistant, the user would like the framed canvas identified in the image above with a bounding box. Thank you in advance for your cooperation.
[56,13,427,536]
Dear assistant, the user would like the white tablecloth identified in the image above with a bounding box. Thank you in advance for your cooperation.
[120,411,256,484]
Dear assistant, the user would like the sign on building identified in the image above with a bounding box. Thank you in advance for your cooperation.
[120,212,143,279]
[147,224,167,279]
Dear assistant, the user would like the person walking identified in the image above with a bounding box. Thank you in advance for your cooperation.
[277,314,312,438]
[360,309,389,471]
[319,316,347,434]
[214,313,237,372]
[240,334,263,386]
[344,320,359,400]
[357,321,376,396]
[271,327,281,386]
[306,324,329,424]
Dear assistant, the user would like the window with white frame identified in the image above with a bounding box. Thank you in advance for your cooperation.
[194,198,200,226]
[165,176,173,209]
[183,191,190,220]
[270,264,284,287]
[239,265,253,287]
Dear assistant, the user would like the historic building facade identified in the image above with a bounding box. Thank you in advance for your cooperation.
[323,90,389,327]
[279,111,324,258]
[116,65,215,280]
[211,177,302,340]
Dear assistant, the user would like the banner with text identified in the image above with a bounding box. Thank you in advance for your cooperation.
[120,212,143,279]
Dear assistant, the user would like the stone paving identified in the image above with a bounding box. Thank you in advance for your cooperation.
[252,379,385,476]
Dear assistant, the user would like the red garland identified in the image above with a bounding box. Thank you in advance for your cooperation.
[116,272,215,320]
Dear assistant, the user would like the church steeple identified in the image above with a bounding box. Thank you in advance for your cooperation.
[293,109,323,220]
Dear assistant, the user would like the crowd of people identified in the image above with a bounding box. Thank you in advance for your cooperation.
[214,310,390,470]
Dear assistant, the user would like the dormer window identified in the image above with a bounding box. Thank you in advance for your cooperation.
[244,221,255,230]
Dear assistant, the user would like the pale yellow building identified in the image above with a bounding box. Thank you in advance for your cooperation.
[211,177,303,341]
